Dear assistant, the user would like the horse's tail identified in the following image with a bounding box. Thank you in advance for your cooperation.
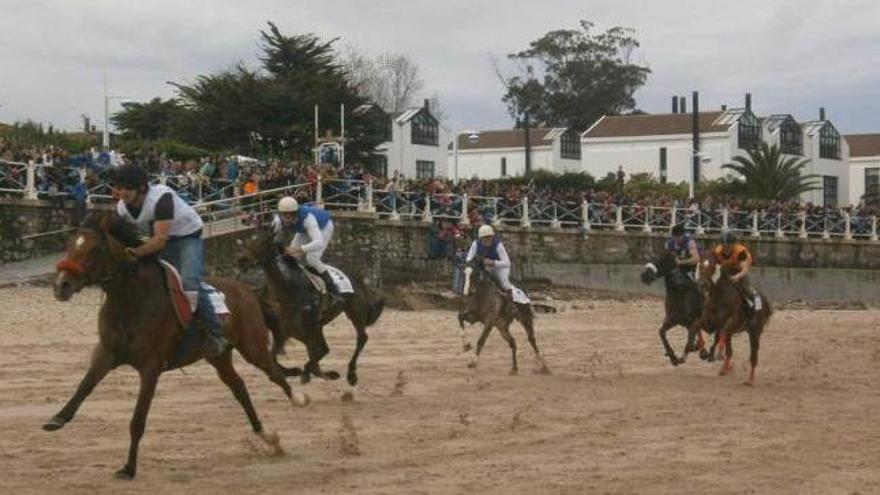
[355,276,385,327]
[258,296,287,357]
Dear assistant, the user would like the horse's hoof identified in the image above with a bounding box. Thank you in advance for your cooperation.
[699,348,710,361]
[324,371,341,381]
[114,466,135,480]
[719,366,733,376]
[341,391,355,402]
[347,373,358,387]
[42,416,66,431]
[509,368,519,376]
[291,391,311,407]
[706,354,716,363]
[537,365,552,375]
[467,361,478,369]
[742,381,754,387]
[463,343,472,352]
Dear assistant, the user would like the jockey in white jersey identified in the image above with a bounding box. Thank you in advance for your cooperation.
[466,225,513,293]
[112,164,229,358]
[271,196,341,300]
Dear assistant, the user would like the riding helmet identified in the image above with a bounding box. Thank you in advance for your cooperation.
[478,225,495,238]
[719,230,738,245]
[278,196,299,213]
[112,164,149,191]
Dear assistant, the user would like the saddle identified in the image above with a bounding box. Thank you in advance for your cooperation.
[158,260,229,329]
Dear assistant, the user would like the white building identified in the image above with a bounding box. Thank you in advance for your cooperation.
[845,134,880,205]
[355,100,448,179]
[448,127,582,180]
[581,99,850,206]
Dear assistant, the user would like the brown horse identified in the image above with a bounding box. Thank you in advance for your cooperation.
[457,261,550,375]
[46,212,296,480]
[237,228,384,401]
[697,258,773,385]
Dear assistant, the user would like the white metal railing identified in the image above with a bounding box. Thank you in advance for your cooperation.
[2,160,878,242]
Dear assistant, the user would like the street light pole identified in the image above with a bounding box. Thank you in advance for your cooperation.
[102,73,130,150]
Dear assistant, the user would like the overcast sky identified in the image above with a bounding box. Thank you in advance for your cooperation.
[1,0,878,135]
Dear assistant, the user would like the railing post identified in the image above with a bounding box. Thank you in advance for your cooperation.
[25,160,38,200]
[615,205,625,232]
[642,207,651,232]
[871,216,878,242]
[364,181,376,213]
[775,214,785,239]
[751,211,760,238]
[695,209,706,235]
[460,194,470,226]
[422,194,433,223]
[78,167,92,206]
[799,211,808,239]
[315,175,323,207]
[822,217,831,240]
[551,202,562,229]
[492,197,502,227]
[581,200,591,232]
[520,197,531,228]
[159,173,167,185]
[389,191,400,222]
[721,209,729,231]
[198,180,203,203]
[670,207,677,228]
[844,212,852,241]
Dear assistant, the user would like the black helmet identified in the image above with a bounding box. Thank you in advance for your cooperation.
[719,230,738,245]
[671,224,685,236]
[112,164,149,191]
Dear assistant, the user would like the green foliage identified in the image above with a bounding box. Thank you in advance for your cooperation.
[0,121,97,153]
[114,138,212,161]
[502,20,651,131]
[722,142,819,201]
[623,173,688,199]
[111,97,187,141]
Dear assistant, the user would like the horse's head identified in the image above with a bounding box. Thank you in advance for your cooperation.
[54,212,138,301]
[236,227,279,271]
[641,252,677,286]
[697,257,724,295]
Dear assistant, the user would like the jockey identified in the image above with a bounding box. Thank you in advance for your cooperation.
[112,164,229,358]
[713,230,761,325]
[666,223,700,278]
[272,196,341,300]
[466,225,512,293]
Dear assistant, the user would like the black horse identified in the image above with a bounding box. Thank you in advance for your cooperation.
[640,251,705,366]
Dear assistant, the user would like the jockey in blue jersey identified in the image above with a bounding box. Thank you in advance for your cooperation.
[466,225,512,293]
[272,196,341,300]
[113,164,229,358]
[666,223,700,278]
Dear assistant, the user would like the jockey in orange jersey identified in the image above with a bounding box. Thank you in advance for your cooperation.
[713,231,761,328]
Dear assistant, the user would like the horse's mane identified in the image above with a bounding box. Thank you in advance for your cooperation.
[82,211,145,248]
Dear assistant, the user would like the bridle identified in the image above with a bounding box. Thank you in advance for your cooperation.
[56,228,135,286]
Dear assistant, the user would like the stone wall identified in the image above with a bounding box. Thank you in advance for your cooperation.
[0,198,96,262]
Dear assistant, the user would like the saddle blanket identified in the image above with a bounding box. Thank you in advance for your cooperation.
[159,260,230,329]
[301,264,354,294]
[511,285,531,305]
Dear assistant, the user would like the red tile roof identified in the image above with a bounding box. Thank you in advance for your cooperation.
[457,128,553,150]
[583,111,731,138]
[845,134,880,158]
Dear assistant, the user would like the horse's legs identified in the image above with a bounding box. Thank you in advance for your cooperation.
[300,310,338,383]
[346,325,369,387]
[519,306,550,374]
[657,320,682,366]
[495,322,519,375]
[43,345,114,430]
[469,324,494,369]
[210,355,266,433]
[115,365,160,480]
[745,326,761,386]
[719,331,734,376]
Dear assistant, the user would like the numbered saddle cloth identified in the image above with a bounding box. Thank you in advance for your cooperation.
[159,260,230,329]
[511,285,531,305]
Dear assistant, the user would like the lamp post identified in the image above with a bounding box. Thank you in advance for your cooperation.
[102,74,130,149]
[452,130,480,183]
[689,150,712,199]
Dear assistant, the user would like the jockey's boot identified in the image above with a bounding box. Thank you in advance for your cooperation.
[198,289,231,359]
[320,270,344,304]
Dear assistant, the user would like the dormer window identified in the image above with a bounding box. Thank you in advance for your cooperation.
[819,124,841,160]
[411,111,438,146]
[560,128,581,160]
[779,117,802,155]
[737,110,762,151]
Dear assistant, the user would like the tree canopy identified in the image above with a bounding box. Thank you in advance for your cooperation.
[722,142,820,202]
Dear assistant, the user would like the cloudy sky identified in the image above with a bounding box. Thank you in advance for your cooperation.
[1,0,878,135]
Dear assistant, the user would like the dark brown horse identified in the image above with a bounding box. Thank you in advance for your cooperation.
[697,258,773,385]
[457,261,550,375]
[640,251,705,366]
[46,212,296,480]
[237,228,384,401]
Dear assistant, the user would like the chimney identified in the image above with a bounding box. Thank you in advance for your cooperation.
[672,96,679,114]
[819,107,826,121]
[692,91,701,193]
[424,98,430,111]
[679,96,687,114]
[745,93,752,111]
[721,104,727,111]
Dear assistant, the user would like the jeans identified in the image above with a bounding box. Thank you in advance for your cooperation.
[161,235,223,338]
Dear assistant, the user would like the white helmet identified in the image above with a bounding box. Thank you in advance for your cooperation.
[278,196,299,213]
[478,225,495,238]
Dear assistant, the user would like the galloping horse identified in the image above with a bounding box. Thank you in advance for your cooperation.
[47,212,293,479]
[457,260,550,375]
[237,228,384,400]
[697,258,773,384]
[640,251,705,366]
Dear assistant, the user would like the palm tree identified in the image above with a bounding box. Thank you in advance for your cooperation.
[722,142,819,202]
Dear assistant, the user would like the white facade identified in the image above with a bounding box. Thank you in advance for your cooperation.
[844,134,880,205]
[367,103,448,180]
[447,128,581,180]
